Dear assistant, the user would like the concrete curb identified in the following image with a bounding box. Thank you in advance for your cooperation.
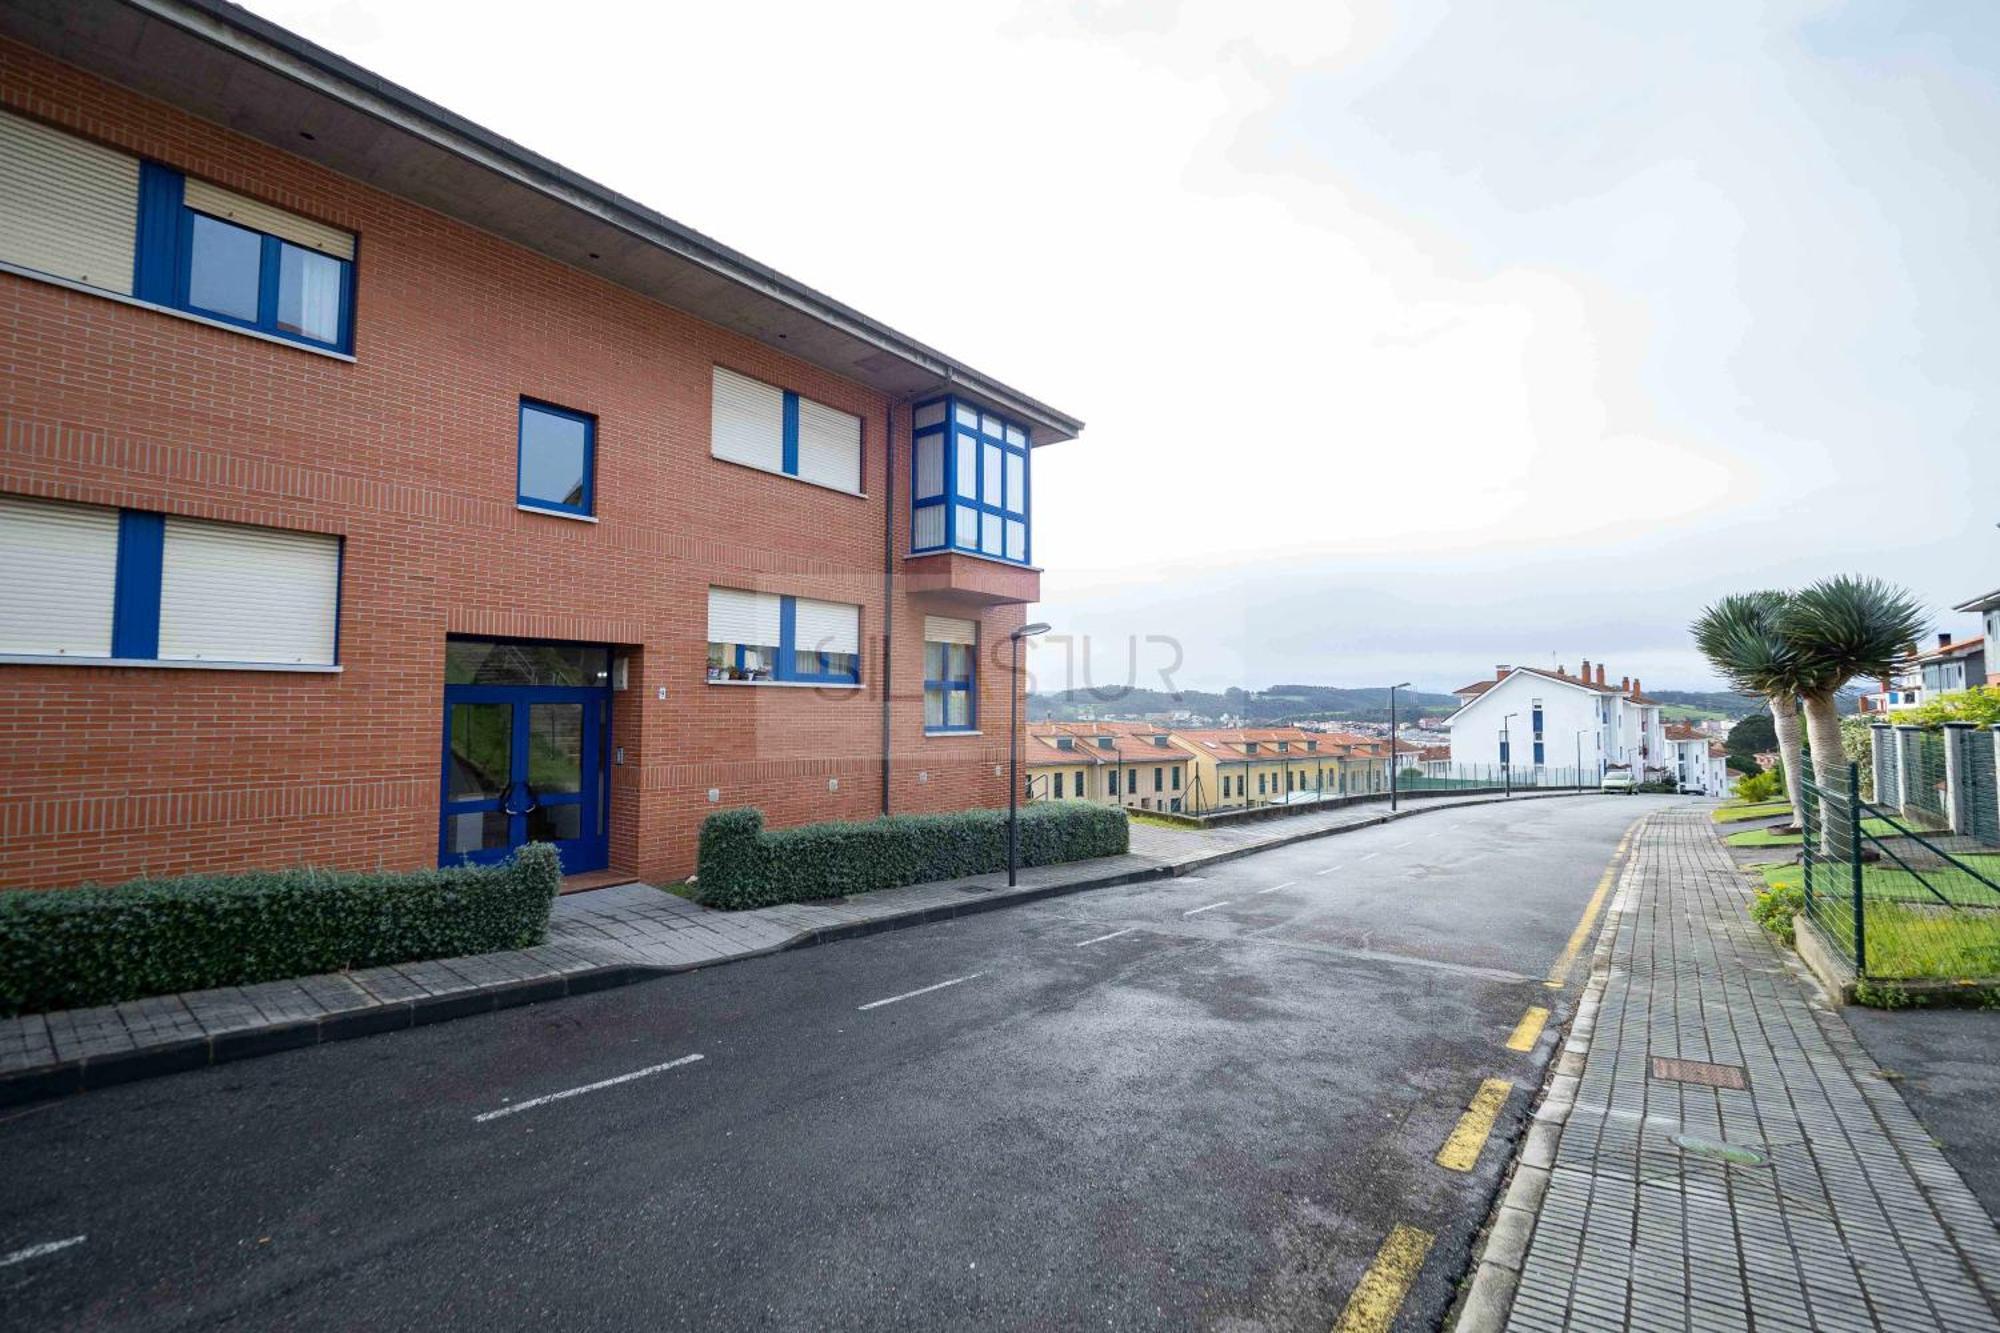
[1452,811,1644,1333]
[1,789,1595,1108]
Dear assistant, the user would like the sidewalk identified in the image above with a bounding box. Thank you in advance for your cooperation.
[1463,807,2000,1332]
[0,788,1579,1106]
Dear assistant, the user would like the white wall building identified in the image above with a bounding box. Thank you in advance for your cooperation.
[1664,725,1733,796]
[1444,660,1667,780]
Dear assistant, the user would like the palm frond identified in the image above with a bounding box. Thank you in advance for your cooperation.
[1779,575,1929,691]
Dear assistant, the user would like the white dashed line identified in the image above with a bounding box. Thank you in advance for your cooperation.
[1315,866,1339,876]
[1358,852,1380,862]
[1255,881,1298,895]
[1182,901,1232,917]
[1076,927,1139,947]
[857,973,986,1011]
[475,1054,704,1122]
[0,1236,85,1268]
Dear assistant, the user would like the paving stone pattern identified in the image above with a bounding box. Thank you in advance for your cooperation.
[1500,809,2000,1332]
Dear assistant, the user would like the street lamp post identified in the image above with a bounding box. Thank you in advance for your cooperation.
[1502,712,1519,798]
[1388,682,1411,811]
[1008,622,1053,887]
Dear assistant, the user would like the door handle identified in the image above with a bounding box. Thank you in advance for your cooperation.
[518,782,540,815]
[499,780,523,817]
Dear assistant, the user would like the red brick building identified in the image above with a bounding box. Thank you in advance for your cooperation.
[0,1,1082,891]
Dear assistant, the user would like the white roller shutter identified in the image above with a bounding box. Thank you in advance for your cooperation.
[0,495,117,657]
[923,615,976,646]
[0,109,139,294]
[158,518,339,664]
[182,178,354,260]
[796,397,861,493]
[707,587,781,645]
[710,366,784,472]
[794,598,860,655]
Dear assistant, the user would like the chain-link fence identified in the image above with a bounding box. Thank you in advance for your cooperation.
[1801,762,2000,980]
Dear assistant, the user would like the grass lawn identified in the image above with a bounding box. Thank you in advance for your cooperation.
[1759,859,2000,979]
[1713,800,1791,824]
[1726,818,1902,848]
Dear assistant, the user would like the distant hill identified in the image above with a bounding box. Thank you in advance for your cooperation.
[1649,689,1863,719]
[1029,683,1459,725]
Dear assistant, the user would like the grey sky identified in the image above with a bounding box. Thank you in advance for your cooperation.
[244,0,1998,694]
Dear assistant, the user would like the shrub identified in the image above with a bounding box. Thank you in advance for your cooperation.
[695,804,1130,910]
[0,843,562,1017]
[1749,881,1804,948]
[1735,769,1783,804]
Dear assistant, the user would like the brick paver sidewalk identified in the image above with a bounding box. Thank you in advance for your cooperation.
[1468,807,2000,1332]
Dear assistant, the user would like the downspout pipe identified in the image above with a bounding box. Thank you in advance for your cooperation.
[880,401,897,817]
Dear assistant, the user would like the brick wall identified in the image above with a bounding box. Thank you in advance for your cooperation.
[0,37,1027,890]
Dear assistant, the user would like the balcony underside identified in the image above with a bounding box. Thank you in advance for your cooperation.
[902,551,1040,605]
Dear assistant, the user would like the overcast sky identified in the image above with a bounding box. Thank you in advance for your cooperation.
[246,0,1998,696]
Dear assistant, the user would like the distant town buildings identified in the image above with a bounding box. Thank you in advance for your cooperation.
[1024,722,1391,814]
[1444,660,1668,782]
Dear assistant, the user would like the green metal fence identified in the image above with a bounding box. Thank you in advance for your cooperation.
[1801,762,2000,980]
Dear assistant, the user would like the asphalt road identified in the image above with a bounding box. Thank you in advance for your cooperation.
[1841,1005,2000,1221]
[1,796,1661,1332]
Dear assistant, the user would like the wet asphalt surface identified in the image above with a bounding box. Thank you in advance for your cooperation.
[0,796,1664,1332]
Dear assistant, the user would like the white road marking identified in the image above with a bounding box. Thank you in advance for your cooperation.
[1315,866,1339,876]
[1392,840,1412,849]
[1182,901,1232,917]
[1358,852,1380,862]
[474,1054,704,1122]
[0,1236,85,1268]
[857,973,986,1011]
[1076,927,1139,947]
[1255,881,1299,895]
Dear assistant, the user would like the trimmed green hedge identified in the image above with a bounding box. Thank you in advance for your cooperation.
[696,804,1130,910]
[0,843,562,1017]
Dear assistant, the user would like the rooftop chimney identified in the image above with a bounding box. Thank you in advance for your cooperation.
[1496,665,1509,680]
[1632,677,1642,696]
[1940,632,1953,648]
[1621,676,1630,692]
[1580,657,1591,680]
[1596,664,1606,686]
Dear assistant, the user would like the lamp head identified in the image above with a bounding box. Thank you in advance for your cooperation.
[1013,622,1053,640]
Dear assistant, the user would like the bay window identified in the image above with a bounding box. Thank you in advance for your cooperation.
[911,395,1030,565]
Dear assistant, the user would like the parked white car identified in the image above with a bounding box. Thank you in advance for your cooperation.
[1601,769,1638,794]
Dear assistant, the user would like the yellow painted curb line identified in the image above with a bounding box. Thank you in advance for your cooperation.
[1543,822,1638,989]
[1436,1077,1514,1172]
[1505,1005,1550,1052]
[1334,1222,1435,1333]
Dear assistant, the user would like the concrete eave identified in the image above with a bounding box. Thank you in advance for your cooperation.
[0,0,1084,445]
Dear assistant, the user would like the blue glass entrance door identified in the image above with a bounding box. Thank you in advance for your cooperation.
[440,684,607,872]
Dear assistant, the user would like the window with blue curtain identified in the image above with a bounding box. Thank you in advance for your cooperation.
[517,399,596,516]
[135,163,355,353]
[909,395,1030,566]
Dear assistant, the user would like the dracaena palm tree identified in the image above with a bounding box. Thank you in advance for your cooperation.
[1779,575,1928,797]
[1691,591,1812,830]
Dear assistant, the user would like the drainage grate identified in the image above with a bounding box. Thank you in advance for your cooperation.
[1651,1057,1748,1089]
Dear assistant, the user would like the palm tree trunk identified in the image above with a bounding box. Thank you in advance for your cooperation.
[1768,694,1806,832]
[1801,690,1850,856]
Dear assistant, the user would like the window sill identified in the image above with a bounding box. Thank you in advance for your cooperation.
[0,654,342,673]
[517,502,598,523]
[0,260,357,362]
[710,453,867,500]
[924,728,983,737]
[706,678,863,690]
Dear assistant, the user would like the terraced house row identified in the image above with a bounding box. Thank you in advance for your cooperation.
[1025,724,1394,814]
[0,0,1081,891]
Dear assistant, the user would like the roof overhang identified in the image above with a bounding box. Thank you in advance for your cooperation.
[0,0,1084,445]
[1953,590,2000,614]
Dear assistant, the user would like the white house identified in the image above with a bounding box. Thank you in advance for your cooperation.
[1664,725,1733,796]
[1444,659,1667,781]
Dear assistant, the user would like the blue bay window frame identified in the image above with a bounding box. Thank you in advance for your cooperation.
[516,398,597,517]
[133,161,356,354]
[910,394,1031,567]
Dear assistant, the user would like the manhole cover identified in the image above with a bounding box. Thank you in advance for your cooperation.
[1651,1057,1748,1089]
[1671,1133,1769,1167]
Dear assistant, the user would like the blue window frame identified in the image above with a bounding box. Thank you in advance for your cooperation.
[924,634,977,733]
[1533,742,1546,765]
[517,399,596,516]
[910,395,1031,566]
[705,591,860,686]
[134,163,356,354]
[1500,739,1512,765]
